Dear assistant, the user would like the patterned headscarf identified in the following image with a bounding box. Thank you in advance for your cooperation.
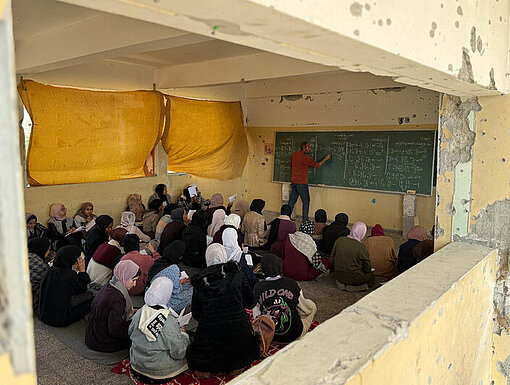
[407,225,428,241]
[127,194,144,221]
[299,220,315,237]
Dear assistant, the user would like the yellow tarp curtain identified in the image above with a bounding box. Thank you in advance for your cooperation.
[18,80,166,186]
[162,96,248,179]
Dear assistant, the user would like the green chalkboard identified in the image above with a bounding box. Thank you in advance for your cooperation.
[273,130,436,195]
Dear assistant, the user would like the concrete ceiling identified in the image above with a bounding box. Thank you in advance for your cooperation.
[12,0,337,89]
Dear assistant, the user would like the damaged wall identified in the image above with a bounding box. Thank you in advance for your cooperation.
[246,72,438,231]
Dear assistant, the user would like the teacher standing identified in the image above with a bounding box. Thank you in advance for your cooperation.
[289,142,331,221]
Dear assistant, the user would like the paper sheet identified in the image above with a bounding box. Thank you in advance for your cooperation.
[229,194,237,203]
[188,186,197,197]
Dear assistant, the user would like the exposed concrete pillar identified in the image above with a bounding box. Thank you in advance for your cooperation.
[0,0,36,381]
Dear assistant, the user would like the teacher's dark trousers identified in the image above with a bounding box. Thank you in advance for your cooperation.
[288,183,310,221]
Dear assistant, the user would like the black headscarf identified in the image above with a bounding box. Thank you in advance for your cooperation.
[335,213,349,226]
[315,209,327,223]
[95,215,113,231]
[250,199,265,215]
[146,240,186,286]
[123,234,140,253]
[182,187,191,201]
[155,184,166,197]
[170,208,185,224]
[26,213,37,223]
[28,237,50,261]
[261,253,282,277]
[148,198,163,211]
[280,204,292,216]
[53,245,82,269]
[164,203,178,216]
[190,209,208,230]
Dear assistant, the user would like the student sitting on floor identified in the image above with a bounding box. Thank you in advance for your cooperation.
[398,225,428,273]
[253,253,316,343]
[207,208,226,238]
[212,213,243,246]
[181,210,209,268]
[282,220,330,281]
[120,234,161,296]
[363,224,398,281]
[27,237,51,312]
[267,204,296,257]
[47,203,81,250]
[154,203,178,241]
[332,221,373,290]
[117,211,151,244]
[148,183,171,207]
[84,215,113,264]
[127,193,145,223]
[233,199,250,221]
[312,209,328,248]
[412,238,434,262]
[321,212,350,255]
[87,228,127,286]
[129,277,191,384]
[26,212,50,241]
[205,193,232,226]
[178,185,209,211]
[143,199,165,239]
[85,260,141,352]
[146,241,192,313]
[222,227,258,287]
[39,246,92,327]
[186,244,260,378]
[73,202,96,229]
[157,208,187,254]
[241,199,270,249]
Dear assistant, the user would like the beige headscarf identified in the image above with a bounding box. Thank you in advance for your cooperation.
[50,203,66,220]
[207,209,226,237]
[234,200,249,219]
[127,194,144,221]
[205,243,228,266]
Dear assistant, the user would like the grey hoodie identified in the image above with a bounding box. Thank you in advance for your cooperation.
[128,305,190,379]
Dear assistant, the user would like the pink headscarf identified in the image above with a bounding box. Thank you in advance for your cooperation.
[208,209,226,237]
[113,260,140,286]
[209,193,224,208]
[347,221,367,242]
[50,203,66,220]
[406,225,428,241]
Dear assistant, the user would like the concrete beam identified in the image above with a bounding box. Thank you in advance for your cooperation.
[58,0,509,95]
[15,12,210,74]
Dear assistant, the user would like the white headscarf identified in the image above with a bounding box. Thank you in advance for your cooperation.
[224,214,241,229]
[144,277,173,309]
[207,209,226,238]
[205,243,228,266]
[222,227,243,263]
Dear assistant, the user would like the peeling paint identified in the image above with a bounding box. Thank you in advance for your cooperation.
[458,48,475,83]
[470,27,477,53]
[279,94,303,103]
[350,2,363,17]
[488,68,497,90]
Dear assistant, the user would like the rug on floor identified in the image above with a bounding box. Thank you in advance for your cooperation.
[111,321,319,385]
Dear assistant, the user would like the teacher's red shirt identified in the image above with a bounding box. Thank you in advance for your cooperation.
[289,151,320,184]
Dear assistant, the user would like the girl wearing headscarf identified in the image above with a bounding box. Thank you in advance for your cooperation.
[148,183,171,207]
[143,199,165,239]
[363,224,398,281]
[181,210,209,268]
[120,234,161,296]
[47,203,81,250]
[331,221,373,288]
[253,254,316,343]
[26,212,49,241]
[268,204,296,257]
[321,212,350,255]
[146,241,192,313]
[233,200,250,220]
[205,193,232,226]
[178,185,208,211]
[212,213,243,246]
[398,225,428,273]
[222,227,258,287]
[39,246,92,327]
[412,239,435,262]
[186,244,260,377]
[283,221,330,281]
[27,237,51,312]
[129,277,190,383]
[127,193,145,223]
[74,202,96,229]
[241,199,269,248]
[157,208,187,254]
[84,215,114,263]
[207,208,226,238]
[155,203,179,241]
[85,260,141,352]
[87,228,127,286]
[117,211,151,243]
